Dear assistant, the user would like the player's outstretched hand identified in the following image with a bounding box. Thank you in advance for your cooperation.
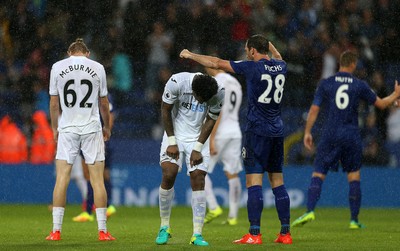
[180,49,191,59]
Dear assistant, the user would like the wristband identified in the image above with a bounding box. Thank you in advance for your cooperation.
[168,136,177,145]
[193,142,203,152]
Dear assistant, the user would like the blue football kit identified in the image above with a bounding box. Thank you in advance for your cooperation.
[312,72,377,174]
[230,58,287,174]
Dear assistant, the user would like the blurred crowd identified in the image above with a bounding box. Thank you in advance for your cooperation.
[1,0,400,167]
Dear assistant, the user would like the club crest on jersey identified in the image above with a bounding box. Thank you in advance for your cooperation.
[164,90,171,99]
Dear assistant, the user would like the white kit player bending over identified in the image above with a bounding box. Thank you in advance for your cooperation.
[204,67,243,225]
[155,72,224,246]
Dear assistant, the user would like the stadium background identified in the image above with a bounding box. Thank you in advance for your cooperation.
[0,0,400,207]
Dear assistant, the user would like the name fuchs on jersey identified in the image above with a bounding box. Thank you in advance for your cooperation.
[264,64,283,72]
[58,64,98,79]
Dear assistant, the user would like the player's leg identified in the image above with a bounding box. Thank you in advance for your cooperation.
[47,160,73,240]
[156,136,181,245]
[291,171,325,227]
[265,137,291,244]
[83,132,115,241]
[347,170,364,229]
[189,168,209,246]
[104,143,116,217]
[268,172,292,244]
[72,159,94,222]
[293,141,336,228]
[342,138,364,229]
[224,173,241,225]
[204,151,223,223]
[221,138,242,225]
[46,132,78,241]
[233,132,263,244]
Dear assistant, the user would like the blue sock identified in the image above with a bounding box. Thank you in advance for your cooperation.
[349,181,361,222]
[104,179,112,207]
[247,185,263,235]
[272,185,290,234]
[86,181,94,214]
[307,177,323,212]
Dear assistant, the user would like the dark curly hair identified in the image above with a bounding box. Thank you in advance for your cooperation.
[192,74,218,102]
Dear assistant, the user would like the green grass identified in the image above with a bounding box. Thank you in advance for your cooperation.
[0,205,399,250]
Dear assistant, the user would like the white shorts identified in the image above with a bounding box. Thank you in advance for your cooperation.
[56,131,105,164]
[159,134,210,175]
[208,137,243,174]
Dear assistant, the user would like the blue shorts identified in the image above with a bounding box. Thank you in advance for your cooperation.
[242,131,283,174]
[314,134,362,174]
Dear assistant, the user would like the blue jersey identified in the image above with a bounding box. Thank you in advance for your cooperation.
[230,59,287,137]
[313,72,377,138]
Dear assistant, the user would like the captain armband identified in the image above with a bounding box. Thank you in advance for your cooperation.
[208,112,219,120]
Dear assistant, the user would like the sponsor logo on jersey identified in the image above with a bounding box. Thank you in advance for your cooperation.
[181,102,205,112]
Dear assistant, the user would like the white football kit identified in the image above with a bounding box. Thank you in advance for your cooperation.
[208,72,243,174]
[49,56,108,164]
[160,72,225,174]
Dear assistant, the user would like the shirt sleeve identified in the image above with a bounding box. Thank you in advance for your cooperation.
[312,80,324,107]
[208,88,225,119]
[162,76,179,104]
[99,65,108,97]
[49,65,58,96]
[360,81,377,105]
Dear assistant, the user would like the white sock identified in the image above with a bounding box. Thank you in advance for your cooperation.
[204,174,219,210]
[96,208,107,232]
[228,177,241,219]
[52,207,65,232]
[159,186,174,227]
[192,190,206,235]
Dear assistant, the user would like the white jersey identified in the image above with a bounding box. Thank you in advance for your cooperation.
[214,72,242,139]
[49,56,108,135]
[162,72,224,142]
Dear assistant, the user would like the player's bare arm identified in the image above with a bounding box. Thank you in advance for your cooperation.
[99,96,111,141]
[161,101,179,160]
[180,49,234,73]
[49,95,60,142]
[375,80,400,109]
[190,114,217,167]
[209,112,222,155]
[304,105,320,150]
[269,42,282,60]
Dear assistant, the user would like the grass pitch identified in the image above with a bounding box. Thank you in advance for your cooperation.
[0,205,399,250]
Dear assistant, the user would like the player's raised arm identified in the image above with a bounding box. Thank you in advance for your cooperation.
[375,80,400,109]
[269,42,282,60]
[180,49,234,73]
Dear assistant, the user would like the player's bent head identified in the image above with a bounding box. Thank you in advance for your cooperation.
[247,34,269,54]
[192,74,218,103]
[68,38,90,55]
[340,50,358,67]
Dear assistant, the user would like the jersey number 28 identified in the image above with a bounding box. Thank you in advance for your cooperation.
[64,79,93,108]
[258,74,285,104]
